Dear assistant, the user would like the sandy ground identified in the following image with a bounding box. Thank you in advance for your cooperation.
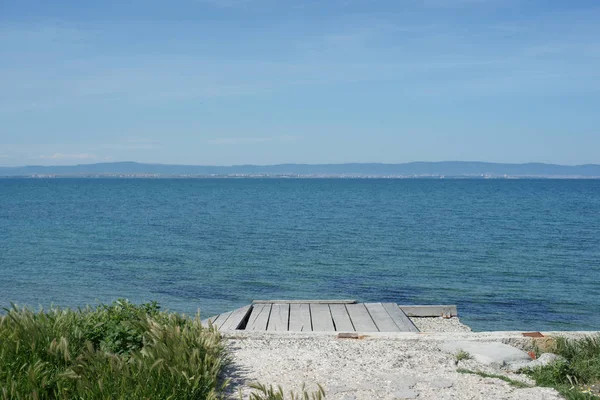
[409,316,472,333]
[223,319,596,400]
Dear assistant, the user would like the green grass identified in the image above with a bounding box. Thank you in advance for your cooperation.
[0,300,227,399]
[524,335,600,400]
[454,350,472,362]
[456,368,531,388]
[245,383,325,400]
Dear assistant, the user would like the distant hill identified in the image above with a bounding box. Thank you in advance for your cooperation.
[0,161,599,178]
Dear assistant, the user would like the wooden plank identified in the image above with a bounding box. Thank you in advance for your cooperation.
[383,303,419,332]
[267,303,290,331]
[329,304,355,332]
[310,304,335,331]
[346,303,378,332]
[246,304,272,331]
[211,311,232,329]
[365,303,401,332]
[219,305,252,331]
[201,315,218,328]
[253,299,356,304]
[398,305,457,318]
[289,303,312,332]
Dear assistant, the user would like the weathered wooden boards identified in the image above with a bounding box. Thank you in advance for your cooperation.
[201,305,252,330]
[329,304,354,332]
[267,304,290,331]
[289,304,311,331]
[246,303,271,331]
[220,305,251,331]
[204,301,431,333]
[364,303,401,332]
[253,300,357,304]
[346,303,378,332]
[310,304,335,331]
[382,303,420,332]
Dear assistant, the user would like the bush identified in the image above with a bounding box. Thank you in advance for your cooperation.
[0,300,226,399]
[80,299,163,355]
[525,335,600,400]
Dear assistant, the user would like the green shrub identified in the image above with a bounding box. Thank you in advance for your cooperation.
[454,350,472,363]
[80,299,163,355]
[0,300,226,399]
[525,335,600,400]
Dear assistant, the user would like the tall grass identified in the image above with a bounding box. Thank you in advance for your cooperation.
[0,300,227,399]
[245,383,325,400]
[525,335,600,400]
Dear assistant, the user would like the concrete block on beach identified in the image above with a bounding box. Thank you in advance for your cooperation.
[505,352,567,372]
[440,341,532,367]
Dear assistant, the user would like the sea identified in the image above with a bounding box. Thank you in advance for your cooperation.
[1,178,599,332]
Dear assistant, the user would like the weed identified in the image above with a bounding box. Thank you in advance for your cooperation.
[0,300,327,400]
[455,350,472,362]
[457,368,531,388]
[0,301,225,399]
[524,335,600,400]
[245,383,326,400]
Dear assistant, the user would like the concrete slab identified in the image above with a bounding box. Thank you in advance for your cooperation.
[505,352,566,372]
[439,340,532,367]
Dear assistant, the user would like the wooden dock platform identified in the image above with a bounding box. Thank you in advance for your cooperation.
[202,300,457,333]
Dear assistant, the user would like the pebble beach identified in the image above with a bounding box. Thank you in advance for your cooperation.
[224,317,597,399]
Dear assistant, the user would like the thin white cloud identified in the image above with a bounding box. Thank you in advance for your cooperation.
[39,153,98,160]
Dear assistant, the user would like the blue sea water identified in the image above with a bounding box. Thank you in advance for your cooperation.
[1,178,599,331]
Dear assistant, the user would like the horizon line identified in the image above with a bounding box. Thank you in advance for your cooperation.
[3,160,600,168]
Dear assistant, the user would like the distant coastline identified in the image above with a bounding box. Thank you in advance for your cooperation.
[1,161,599,179]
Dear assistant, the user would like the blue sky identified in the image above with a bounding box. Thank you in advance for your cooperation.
[1,0,599,166]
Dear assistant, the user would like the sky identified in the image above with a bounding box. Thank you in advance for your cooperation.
[1,0,599,166]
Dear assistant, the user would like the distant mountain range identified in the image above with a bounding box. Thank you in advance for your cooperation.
[1,161,599,178]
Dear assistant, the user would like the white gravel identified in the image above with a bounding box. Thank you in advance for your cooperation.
[409,317,472,333]
[222,330,584,400]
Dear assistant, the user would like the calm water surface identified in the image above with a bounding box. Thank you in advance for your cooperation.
[1,178,599,331]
